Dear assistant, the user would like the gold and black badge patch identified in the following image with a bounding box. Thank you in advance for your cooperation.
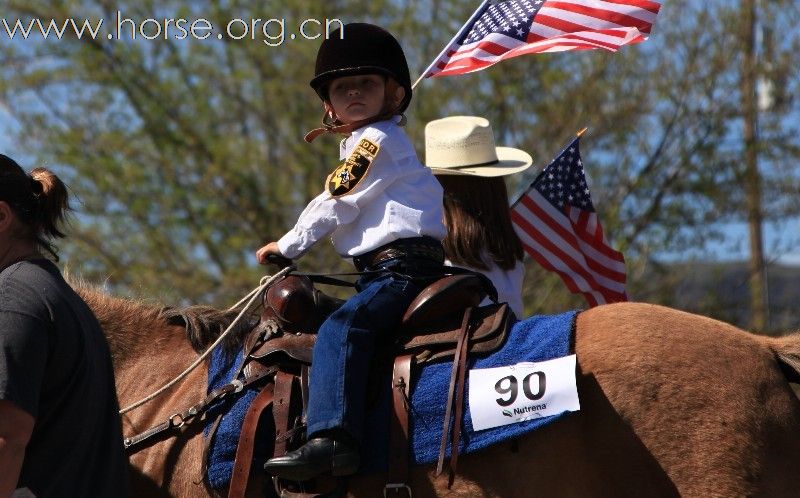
[327,138,380,196]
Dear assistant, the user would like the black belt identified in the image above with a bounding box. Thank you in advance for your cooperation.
[353,237,444,272]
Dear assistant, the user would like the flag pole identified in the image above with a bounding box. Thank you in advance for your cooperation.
[411,0,492,90]
[576,127,588,138]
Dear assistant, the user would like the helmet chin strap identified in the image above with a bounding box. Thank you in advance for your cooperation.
[304,109,401,143]
[304,88,406,143]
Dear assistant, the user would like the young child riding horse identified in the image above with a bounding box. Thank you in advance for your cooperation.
[256,23,446,481]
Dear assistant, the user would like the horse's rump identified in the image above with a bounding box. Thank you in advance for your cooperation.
[574,303,800,497]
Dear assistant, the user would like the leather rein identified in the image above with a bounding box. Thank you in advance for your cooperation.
[123,321,281,453]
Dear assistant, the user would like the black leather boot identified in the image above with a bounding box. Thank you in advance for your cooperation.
[263,435,360,482]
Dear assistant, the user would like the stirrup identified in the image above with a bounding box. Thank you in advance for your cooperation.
[384,482,412,497]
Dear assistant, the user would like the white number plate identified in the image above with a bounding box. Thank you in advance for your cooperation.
[468,355,580,431]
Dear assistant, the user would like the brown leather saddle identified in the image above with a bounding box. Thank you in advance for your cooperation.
[249,273,510,364]
[227,271,513,498]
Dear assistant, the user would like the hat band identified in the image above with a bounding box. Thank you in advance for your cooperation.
[436,158,500,170]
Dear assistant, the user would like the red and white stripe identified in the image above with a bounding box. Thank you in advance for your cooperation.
[511,188,627,307]
[427,0,661,78]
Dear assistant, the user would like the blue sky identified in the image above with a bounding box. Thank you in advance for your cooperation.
[0,109,17,156]
[0,108,25,171]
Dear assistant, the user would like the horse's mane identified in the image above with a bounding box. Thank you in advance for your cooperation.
[70,278,258,363]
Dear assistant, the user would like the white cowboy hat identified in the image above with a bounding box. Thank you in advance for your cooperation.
[424,116,533,177]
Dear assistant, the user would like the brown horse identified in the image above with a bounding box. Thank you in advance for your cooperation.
[76,283,800,497]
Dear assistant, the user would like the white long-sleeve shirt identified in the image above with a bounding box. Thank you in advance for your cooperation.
[278,117,446,260]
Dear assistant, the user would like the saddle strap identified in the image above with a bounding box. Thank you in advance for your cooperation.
[435,307,473,480]
[388,354,414,489]
[301,365,310,423]
[228,384,275,498]
[273,371,299,457]
[448,318,472,488]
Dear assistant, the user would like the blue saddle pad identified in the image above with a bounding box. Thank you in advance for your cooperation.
[204,347,272,489]
[205,310,577,488]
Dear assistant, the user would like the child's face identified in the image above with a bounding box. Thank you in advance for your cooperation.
[327,74,387,124]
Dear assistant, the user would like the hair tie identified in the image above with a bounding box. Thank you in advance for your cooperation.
[29,175,43,197]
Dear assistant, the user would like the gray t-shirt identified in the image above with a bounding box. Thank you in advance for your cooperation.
[0,259,129,497]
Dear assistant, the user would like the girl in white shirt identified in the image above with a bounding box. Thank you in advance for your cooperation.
[259,23,445,483]
[424,116,533,318]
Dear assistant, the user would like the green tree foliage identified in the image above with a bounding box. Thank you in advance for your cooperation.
[1,0,798,323]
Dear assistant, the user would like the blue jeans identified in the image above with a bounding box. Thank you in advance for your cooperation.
[305,265,424,443]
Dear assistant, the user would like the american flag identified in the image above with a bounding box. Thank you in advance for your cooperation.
[510,137,627,306]
[422,0,661,78]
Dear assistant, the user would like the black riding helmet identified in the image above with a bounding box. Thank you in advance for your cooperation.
[310,23,412,114]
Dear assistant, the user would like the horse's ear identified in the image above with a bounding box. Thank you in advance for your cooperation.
[776,352,800,383]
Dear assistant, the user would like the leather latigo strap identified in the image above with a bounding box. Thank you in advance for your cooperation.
[388,354,414,489]
[228,384,275,498]
[448,319,471,488]
[272,371,299,457]
[436,307,473,485]
[300,365,310,422]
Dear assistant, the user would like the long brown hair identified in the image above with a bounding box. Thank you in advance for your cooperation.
[438,175,523,271]
[0,154,71,260]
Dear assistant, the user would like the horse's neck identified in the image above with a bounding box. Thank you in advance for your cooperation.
[116,323,210,495]
[113,320,211,468]
[78,288,171,367]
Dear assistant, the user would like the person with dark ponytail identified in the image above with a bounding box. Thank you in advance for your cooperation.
[0,154,129,497]
[424,116,533,318]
